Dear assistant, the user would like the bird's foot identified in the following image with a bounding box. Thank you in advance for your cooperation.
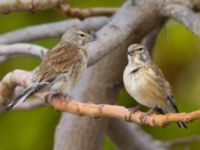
[125,105,141,122]
[146,106,159,115]
[45,92,68,103]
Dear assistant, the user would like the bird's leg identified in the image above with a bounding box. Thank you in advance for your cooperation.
[129,105,141,112]
[146,106,160,115]
[126,105,141,122]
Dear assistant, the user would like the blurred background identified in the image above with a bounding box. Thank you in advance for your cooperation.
[0,0,200,149]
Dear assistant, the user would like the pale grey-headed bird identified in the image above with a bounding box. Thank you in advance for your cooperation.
[123,44,187,128]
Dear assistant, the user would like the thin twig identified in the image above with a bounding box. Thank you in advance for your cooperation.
[0,44,48,59]
[57,2,117,19]
[0,0,63,14]
[163,135,200,148]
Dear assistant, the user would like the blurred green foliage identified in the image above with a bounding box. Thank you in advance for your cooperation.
[0,0,200,150]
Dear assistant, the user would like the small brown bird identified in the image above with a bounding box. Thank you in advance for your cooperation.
[7,29,92,110]
[123,44,187,128]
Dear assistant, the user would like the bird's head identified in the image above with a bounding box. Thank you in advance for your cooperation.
[127,44,151,65]
[61,29,93,47]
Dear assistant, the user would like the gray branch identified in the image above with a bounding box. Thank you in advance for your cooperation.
[0,43,47,59]
[142,24,164,55]
[0,17,109,44]
[161,4,200,36]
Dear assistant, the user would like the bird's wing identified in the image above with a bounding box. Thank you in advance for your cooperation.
[149,63,172,95]
[7,82,48,110]
[34,42,82,83]
[149,64,179,107]
[148,65,187,128]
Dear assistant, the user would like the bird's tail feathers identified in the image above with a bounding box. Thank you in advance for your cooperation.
[7,86,37,110]
[167,95,188,129]
[177,122,188,129]
[7,82,48,110]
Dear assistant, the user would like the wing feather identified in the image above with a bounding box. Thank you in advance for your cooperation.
[149,63,172,97]
[34,41,83,82]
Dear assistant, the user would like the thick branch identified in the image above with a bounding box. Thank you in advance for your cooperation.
[0,0,62,14]
[58,3,117,19]
[0,17,109,44]
[161,4,200,36]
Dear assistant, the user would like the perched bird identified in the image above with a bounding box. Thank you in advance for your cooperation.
[7,29,92,110]
[123,44,187,128]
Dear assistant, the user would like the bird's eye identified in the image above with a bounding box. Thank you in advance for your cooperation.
[138,48,143,51]
[135,47,144,53]
[79,34,85,37]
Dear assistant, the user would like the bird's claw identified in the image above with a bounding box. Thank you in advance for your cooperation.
[45,92,68,103]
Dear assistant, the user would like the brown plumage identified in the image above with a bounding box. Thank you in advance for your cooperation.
[35,42,83,82]
[7,29,92,110]
[123,44,187,128]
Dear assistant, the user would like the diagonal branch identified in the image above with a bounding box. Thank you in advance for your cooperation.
[0,0,63,14]
[161,4,200,36]
[163,135,200,148]
[0,17,109,44]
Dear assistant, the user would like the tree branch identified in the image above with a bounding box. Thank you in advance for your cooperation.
[161,4,200,36]
[0,70,197,127]
[107,118,166,150]
[0,0,63,14]
[57,2,117,19]
[47,95,195,127]
[142,23,163,54]
[0,70,31,104]
[0,44,48,59]
[0,17,109,44]
[163,135,200,148]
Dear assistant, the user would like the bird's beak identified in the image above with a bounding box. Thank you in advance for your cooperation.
[127,47,133,56]
[127,51,132,56]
